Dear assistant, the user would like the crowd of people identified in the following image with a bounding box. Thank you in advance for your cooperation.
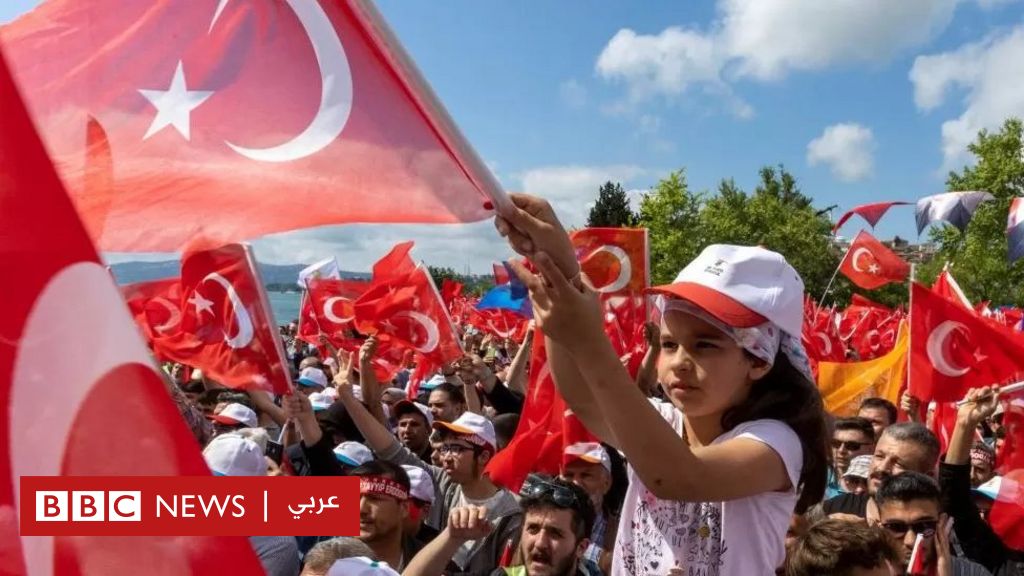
[161,194,1023,575]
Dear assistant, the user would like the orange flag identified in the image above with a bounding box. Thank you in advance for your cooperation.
[817,321,908,415]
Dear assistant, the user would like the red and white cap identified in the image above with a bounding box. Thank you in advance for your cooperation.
[401,464,436,504]
[648,244,805,338]
[203,433,266,476]
[433,412,497,452]
[207,403,258,428]
[563,442,611,472]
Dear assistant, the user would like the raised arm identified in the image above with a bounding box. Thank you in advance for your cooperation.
[503,327,533,396]
[635,322,661,397]
[402,506,493,576]
[358,337,388,426]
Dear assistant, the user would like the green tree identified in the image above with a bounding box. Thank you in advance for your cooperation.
[915,118,1024,306]
[637,170,704,284]
[426,265,460,289]
[587,181,637,227]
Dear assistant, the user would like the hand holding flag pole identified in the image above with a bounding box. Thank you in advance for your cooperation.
[956,381,1024,407]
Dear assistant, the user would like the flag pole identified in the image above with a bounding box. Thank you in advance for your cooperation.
[906,264,916,408]
[819,242,851,310]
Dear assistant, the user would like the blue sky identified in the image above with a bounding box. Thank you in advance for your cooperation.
[3,0,1024,273]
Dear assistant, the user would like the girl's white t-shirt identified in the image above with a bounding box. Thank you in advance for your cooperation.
[612,400,803,576]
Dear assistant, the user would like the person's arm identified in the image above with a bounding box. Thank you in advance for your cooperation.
[249,390,287,427]
[503,328,533,396]
[547,336,619,447]
[635,322,661,396]
[336,378,400,456]
[463,378,484,416]
[481,378,523,415]
[402,506,493,576]
[901,391,922,423]
[358,337,388,426]
[281,393,344,476]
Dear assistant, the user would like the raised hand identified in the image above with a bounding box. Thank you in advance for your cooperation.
[447,505,494,542]
[493,193,579,281]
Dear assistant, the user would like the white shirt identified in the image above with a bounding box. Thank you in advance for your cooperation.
[612,400,803,576]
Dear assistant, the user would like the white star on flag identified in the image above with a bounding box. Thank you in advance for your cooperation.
[867,263,881,275]
[139,61,214,141]
[188,290,215,317]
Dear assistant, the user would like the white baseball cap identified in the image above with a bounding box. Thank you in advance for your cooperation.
[328,558,400,576]
[563,442,612,472]
[207,403,258,428]
[433,412,497,452]
[334,441,373,467]
[401,465,436,504]
[308,391,334,412]
[203,433,266,476]
[649,244,805,338]
[297,366,328,388]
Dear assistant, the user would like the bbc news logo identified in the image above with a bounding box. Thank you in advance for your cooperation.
[36,491,142,522]
[21,476,359,536]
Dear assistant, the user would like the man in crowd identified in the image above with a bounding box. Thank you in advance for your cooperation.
[823,422,940,521]
[402,475,599,576]
[828,417,876,498]
[403,464,439,542]
[300,537,375,576]
[859,397,898,441]
[349,460,423,570]
[297,366,329,395]
[969,442,997,488]
[394,399,435,462]
[207,402,258,437]
[842,455,871,496]
[429,382,468,423]
[785,518,901,576]
[559,442,614,573]
[875,472,991,575]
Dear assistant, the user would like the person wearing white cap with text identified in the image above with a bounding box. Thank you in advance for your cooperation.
[495,193,829,575]
[401,464,438,542]
[560,442,615,573]
[334,441,373,470]
[206,402,258,437]
[297,366,328,395]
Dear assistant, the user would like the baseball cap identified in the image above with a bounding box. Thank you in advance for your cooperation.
[328,558,400,576]
[433,412,497,452]
[297,366,328,388]
[334,441,373,467]
[843,455,872,480]
[974,476,1003,500]
[648,244,805,338]
[402,465,436,504]
[203,433,266,476]
[563,442,612,472]
[394,400,434,426]
[308,391,334,412]
[420,374,446,391]
[207,403,258,428]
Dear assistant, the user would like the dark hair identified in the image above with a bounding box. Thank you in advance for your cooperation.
[859,398,897,426]
[722,352,829,514]
[880,422,940,473]
[833,417,875,442]
[350,460,411,492]
[492,413,520,451]
[874,471,940,508]
[520,475,595,541]
[431,383,466,405]
[217,391,253,409]
[603,441,628,518]
[303,537,374,573]
[785,519,901,576]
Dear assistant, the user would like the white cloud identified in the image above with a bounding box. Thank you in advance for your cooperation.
[519,164,649,227]
[807,122,876,182]
[559,79,588,109]
[594,0,965,115]
[910,26,1024,167]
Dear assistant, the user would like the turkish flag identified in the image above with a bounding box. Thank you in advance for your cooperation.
[440,279,464,309]
[1,0,503,252]
[0,49,262,574]
[120,277,184,350]
[932,267,974,310]
[910,283,1024,403]
[161,243,292,394]
[570,228,649,295]
[839,231,910,290]
[305,277,371,350]
[467,308,526,341]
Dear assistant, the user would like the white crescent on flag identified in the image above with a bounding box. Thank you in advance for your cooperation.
[926,320,971,377]
[202,272,254,349]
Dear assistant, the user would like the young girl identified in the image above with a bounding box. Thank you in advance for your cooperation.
[495,194,829,575]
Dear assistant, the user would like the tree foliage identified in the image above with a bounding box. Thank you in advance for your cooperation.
[587,181,637,227]
[915,118,1024,306]
[637,170,704,285]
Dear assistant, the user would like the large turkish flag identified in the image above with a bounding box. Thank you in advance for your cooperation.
[1,0,504,251]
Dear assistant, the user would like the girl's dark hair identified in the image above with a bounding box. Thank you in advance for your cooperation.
[721,351,830,514]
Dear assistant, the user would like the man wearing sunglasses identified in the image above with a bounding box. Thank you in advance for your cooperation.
[403,475,599,576]
[828,417,876,499]
[875,472,990,575]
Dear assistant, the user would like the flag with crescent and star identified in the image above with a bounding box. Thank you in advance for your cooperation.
[0,0,506,252]
[910,282,1024,403]
[120,277,185,354]
[0,47,264,575]
[838,230,910,290]
[304,277,371,350]
[160,242,292,394]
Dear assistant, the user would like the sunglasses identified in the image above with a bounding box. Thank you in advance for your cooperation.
[520,476,583,509]
[881,519,938,538]
[832,440,867,451]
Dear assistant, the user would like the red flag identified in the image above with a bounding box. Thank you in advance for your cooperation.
[1,0,503,252]
[486,335,564,491]
[832,201,911,233]
[440,279,464,308]
[839,231,910,290]
[910,283,1024,402]
[492,262,511,286]
[162,243,292,394]
[120,277,184,350]
[306,278,371,350]
[932,266,973,310]
[0,49,262,574]
[570,228,649,295]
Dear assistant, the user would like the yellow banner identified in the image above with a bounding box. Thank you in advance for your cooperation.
[817,320,908,416]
